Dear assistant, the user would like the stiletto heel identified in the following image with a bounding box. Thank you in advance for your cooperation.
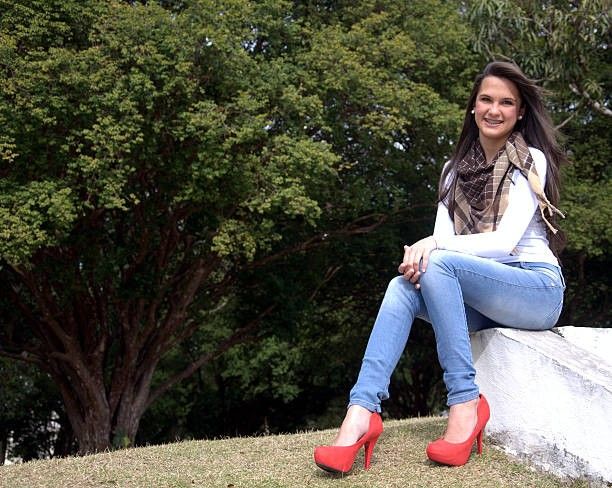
[426,394,490,466]
[314,412,383,474]
[363,436,379,469]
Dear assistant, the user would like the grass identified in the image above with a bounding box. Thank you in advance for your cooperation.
[0,417,591,488]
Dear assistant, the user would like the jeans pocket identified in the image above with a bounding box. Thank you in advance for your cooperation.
[520,263,564,288]
[538,267,561,284]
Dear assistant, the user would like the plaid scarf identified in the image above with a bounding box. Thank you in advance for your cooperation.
[453,132,564,235]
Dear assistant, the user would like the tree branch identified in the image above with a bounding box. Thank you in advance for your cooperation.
[569,83,612,117]
[248,212,390,270]
[555,111,578,130]
[308,265,342,302]
[145,304,276,409]
[0,348,43,366]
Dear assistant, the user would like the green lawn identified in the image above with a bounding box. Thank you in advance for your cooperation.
[0,417,589,488]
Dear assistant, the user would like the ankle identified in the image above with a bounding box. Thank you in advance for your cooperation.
[443,398,478,443]
[333,405,372,447]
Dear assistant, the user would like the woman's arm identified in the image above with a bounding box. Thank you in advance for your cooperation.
[433,201,455,242]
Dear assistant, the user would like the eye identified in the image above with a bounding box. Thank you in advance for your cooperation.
[502,100,515,106]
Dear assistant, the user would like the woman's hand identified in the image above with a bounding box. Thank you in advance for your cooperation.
[398,236,438,289]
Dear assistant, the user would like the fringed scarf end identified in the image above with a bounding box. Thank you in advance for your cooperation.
[539,201,565,234]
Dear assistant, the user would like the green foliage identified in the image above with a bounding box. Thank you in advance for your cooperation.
[468,0,610,108]
[561,177,612,257]
[222,336,302,402]
[560,116,612,257]
[0,182,76,264]
[0,0,473,270]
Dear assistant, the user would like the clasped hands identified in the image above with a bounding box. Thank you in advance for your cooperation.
[397,235,438,289]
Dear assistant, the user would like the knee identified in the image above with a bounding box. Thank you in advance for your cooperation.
[387,275,411,292]
[420,250,456,286]
[383,275,419,305]
[425,249,455,269]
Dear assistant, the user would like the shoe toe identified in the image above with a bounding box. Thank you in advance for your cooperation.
[314,446,353,473]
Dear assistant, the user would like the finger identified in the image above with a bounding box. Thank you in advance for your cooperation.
[410,249,422,274]
[421,249,430,272]
[399,245,411,274]
[410,270,420,284]
[402,267,414,280]
[420,237,435,272]
[407,248,419,274]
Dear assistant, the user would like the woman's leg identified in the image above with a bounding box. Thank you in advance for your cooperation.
[418,250,564,441]
[419,250,564,406]
[333,276,428,445]
[349,276,428,411]
[334,251,564,446]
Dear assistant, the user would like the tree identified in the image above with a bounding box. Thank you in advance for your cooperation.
[0,0,476,453]
[468,0,610,120]
[136,0,477,442]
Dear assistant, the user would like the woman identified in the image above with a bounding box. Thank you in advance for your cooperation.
[314,61,567,473]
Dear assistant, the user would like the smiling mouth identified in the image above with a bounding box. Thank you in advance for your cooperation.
[483,118,503,125]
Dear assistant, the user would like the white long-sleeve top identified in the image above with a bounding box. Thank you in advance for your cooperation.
[433,147,559,266]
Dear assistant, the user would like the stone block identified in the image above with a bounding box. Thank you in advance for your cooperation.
[471,326,612,484]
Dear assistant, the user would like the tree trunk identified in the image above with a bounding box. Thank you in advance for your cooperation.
[54,378,152,453]
[47,351,161,454]
[112,361,159,448]
[54,376,113,454]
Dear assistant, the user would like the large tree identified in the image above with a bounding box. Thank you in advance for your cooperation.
[0,0,475,453]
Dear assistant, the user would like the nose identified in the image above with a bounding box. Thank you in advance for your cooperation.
[488,103,501,115]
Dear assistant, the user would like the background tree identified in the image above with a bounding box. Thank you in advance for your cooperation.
[136,0,479,443]
[0,358,74,463]
[0,0,476,454]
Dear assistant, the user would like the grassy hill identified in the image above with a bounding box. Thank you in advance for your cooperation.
[0,416,589,488]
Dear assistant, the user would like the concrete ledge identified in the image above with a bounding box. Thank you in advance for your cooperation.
[471,326,612,484]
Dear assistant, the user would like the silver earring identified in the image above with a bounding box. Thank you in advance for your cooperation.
[471,109,475,114]
[518,116,523,120]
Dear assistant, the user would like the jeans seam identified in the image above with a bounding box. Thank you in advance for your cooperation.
[452,266,562,290]
[542,298,564,326]
[422,266,476,406]
[451,273,476,404]
[348,399,380,413]
[447,391,480,406]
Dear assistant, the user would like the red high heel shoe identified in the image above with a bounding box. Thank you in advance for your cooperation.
[314,412,383,474]
[426,394,490,466]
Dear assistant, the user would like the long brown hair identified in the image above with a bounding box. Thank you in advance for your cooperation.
[439,61,567,255]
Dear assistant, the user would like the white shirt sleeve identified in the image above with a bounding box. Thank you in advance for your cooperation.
[433,201,455,241]
[433,148,547,258]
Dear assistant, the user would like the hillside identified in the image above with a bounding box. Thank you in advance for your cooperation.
[0,417,588,488]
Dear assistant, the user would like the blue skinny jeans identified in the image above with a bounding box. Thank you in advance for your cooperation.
[349,250,565,411]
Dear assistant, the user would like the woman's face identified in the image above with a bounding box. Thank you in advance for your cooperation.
[473,76,524,148]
